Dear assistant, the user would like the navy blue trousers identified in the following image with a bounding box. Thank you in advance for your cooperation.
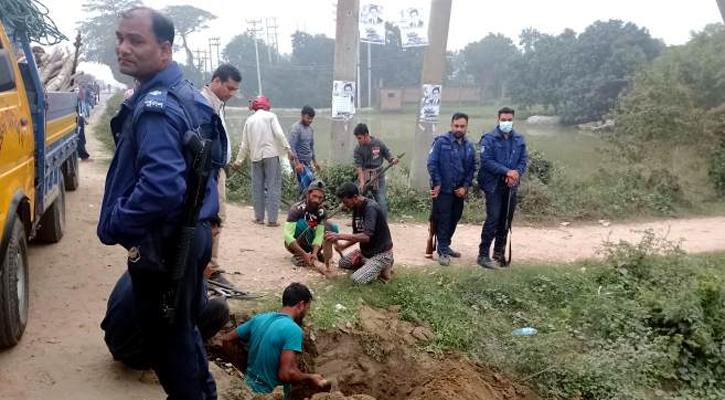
[432,192,465,256]
[128,223,217,400]
[479,188,517,258]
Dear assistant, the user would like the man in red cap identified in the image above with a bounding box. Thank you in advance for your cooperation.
[231,96,294,226]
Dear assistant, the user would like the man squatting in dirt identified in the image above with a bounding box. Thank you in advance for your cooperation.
[284,180,339,268]
[324,182,394,284]
[101,216,230,370]
[221,283,329,397]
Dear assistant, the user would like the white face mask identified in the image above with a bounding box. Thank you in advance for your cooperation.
[499,121,513,133]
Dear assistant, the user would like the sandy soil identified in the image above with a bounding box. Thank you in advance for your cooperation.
[2,94,724,399]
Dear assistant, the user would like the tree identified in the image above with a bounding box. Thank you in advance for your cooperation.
[162,5,216,68]
[223,33,269,98]
[77,0,142,84]
[462,33,521,99]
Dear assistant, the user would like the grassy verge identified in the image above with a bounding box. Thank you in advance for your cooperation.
[95,92,125,154]
[308,234,725,400]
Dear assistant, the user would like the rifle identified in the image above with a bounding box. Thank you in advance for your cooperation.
[162,131,213,325]
[424,202,437,258]
[501,187,514,266]
[206,279,264,299]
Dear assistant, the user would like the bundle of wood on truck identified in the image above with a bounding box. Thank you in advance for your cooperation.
[16,46,83,92]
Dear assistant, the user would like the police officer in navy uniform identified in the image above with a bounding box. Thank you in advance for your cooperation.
[97,8,226,399]
[427,112,477,267]
[477,107,528,270]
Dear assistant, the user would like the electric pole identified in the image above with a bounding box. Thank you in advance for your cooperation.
[410,0,452,190]
[330,0,359,163]
[367,42,372,108]
[266,18,279,63]
[208,37,220,72]
[718,0,725,23]
[247,19,264,95]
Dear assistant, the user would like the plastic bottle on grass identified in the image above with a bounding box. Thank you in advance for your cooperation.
[512,327,537,336]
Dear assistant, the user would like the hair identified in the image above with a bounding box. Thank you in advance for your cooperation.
[451,112,469,122]
[282,283,313,307]
[301,105,316,118]
[336,182,360,200]
[353,123,369,136]
[120,7,175,45]
[498,107,515,117]
[343,83,353,91]
[212,64,242,83]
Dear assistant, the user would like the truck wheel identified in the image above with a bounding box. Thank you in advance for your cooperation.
[36,177,66,243]
[64,155,79,191]
[0,217,29,348]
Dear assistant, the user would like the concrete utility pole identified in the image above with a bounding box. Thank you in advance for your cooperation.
[718,0,725,23]
[410,0,452,190]
[266,18,280,63]
[208,37,220,72]
[330,0,360,163]
[247,19,264,95]
[367,43,372,108]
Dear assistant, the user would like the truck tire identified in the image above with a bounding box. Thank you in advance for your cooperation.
[0,217,29,348]
[64,155,79,191]
[36,177,66,243]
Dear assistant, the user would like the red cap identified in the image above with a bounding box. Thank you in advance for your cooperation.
[249,96,271,111]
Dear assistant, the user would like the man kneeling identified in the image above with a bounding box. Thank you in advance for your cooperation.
[284,180,338,269]
[221,283,328,397]
[325,182,394,284]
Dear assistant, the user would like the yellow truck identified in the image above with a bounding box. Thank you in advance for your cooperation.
[0,22,80,347]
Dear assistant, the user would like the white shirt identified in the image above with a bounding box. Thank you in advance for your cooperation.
[234,109,291,165]
[200,85,232,165]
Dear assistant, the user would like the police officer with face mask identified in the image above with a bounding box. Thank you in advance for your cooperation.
[97,7,227,399]
[477,107,528,270]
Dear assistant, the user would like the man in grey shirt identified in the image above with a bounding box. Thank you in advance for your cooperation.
[353,123,399,217]
[288,106,320,195]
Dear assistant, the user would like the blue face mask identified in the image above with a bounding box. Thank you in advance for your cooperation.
[499,121,513,133]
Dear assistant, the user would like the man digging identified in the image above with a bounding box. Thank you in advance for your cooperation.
[284,180,339,275]
[325,182,394,284]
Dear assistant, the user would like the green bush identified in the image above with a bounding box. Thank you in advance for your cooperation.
[311,233,725,399]
[709,142,725,197]
[95,92,125,152]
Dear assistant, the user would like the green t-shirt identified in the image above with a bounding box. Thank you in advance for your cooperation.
[237,312,303,394]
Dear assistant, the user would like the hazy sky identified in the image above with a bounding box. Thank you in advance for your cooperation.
[43,0,723,85]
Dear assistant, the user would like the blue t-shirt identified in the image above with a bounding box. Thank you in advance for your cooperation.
[237,312,303,394]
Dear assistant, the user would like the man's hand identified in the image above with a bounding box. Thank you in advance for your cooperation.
[506,170,520,182]
[230,162,242,173]
[430,185,441,199]
[324,232,340,242]
[454,187,467,198]
[309,374,329,389]
[303,252,314,266]
[313,161,321,172]
[294,162,304,174]
[357,179,366,193]
[390,158,400,165]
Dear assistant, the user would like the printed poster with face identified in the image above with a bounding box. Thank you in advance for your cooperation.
[420,84,442,121]
[398,4,429,48]
[332,80,356,119]
[359,2,386,44]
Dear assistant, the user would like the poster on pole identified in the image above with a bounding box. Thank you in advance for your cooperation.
[419,84,442,121]
[332,80,356,119]
[359,2,386,44]
[398,4,429,48]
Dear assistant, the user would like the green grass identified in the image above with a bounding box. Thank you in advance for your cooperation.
[307,236,725,400]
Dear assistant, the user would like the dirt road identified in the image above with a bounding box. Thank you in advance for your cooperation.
[2,95,724,399]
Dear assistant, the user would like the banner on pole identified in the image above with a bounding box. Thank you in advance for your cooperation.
[398,4,429,48]
[419,84,442,121]
[359,2,386,44]
[332,80,356,119]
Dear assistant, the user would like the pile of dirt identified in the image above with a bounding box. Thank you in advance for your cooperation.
[214,306,538,400]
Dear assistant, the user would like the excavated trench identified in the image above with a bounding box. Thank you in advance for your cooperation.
[208,306,538,400]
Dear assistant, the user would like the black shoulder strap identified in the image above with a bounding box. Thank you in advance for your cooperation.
[167,81,201,131]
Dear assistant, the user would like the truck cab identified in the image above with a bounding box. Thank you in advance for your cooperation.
[0,22,80,348]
